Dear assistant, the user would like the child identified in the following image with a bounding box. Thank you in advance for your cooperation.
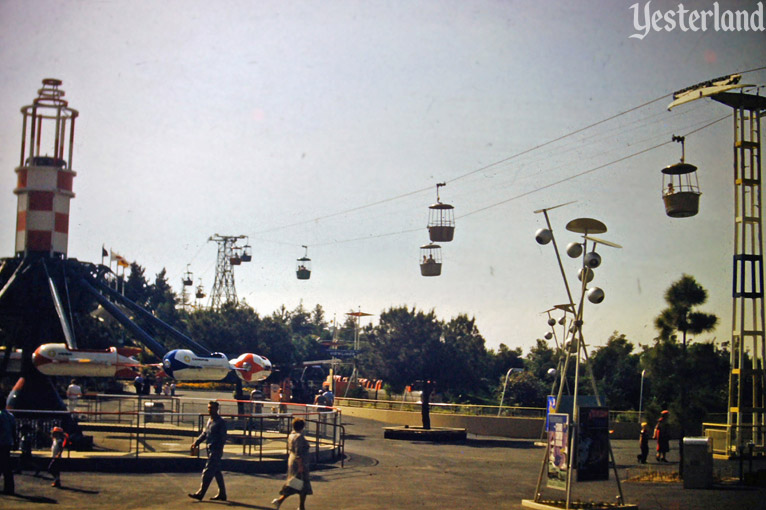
[48,427,68,488]
[637,422,650,464]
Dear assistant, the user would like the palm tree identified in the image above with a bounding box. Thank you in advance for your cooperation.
[654,274,718,477]
[655,274,718,347]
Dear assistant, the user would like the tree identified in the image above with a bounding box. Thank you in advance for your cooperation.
[525,339,558,380]
[654,274,718,347]
[489,344,524,379]
[653,274,718,476]
[500,371,548,407]
[149,268,181,330]
[440,314,492,402]
[124,262,150,306]
[186,302,261,357]
[587,332,641,411]
[364,306,444,428]
[640,338,729,434]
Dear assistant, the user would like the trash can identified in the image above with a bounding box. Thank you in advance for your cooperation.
[144,401,165,423]
[683,437,713,489]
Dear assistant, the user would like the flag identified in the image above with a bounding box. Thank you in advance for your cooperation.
[110,249,130,268]
[102,246,108,258]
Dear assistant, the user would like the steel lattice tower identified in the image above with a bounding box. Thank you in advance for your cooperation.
[208,234,247,310]
[669,76,766,457]
[716,91,766,455]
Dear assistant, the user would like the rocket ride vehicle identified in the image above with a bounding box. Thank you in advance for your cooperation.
[162,349,272,382]
[33,343,141,378]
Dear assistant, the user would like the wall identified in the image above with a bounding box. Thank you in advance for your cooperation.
[339,405,639,439]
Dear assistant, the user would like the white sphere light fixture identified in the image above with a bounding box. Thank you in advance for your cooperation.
[578,267,594,283]
[566,242,583,258]
[535,228,553,245]
[584,251,602,268]
[587,287,605,304]
[547,318,556,326]
[547,368,557,377]
[544,332,553,340]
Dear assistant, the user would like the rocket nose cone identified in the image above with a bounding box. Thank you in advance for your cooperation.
[32,349,50,367]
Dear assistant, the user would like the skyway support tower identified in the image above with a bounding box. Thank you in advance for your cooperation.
[715,90,766,456]
[670,75,766,456]
[208,234,247,310]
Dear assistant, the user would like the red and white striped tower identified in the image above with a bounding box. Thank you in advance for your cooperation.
[14,78,79,257]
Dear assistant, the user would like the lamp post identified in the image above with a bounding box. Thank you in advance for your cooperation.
[498,367,524,416]
[638,369,646,425]
[528,211,626,508]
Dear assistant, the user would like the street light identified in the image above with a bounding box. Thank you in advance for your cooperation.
[638,369,646,425]
[497,367,524,416]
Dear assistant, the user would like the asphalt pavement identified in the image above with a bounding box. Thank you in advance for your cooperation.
[3,413,766,509]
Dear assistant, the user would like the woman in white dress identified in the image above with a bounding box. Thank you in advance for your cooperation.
[272,418,312,509]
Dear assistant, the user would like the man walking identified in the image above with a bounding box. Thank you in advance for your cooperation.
[189,401,227,501]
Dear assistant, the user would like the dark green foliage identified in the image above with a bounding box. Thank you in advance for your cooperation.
[500,371,548,407]
[654,274,718,346]
[363,306,443,394]
[647,275,724,434]
[640,337,729,433]
[490,344,524,377]
[124,262,150,306]
[525,339,558,380]
[83,262,732,428]
[588,333,641,411]
[186,303,262,357]
[439,315,491,402]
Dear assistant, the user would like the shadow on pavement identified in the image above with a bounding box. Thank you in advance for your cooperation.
[5,493,58,504]
[465,438,540,449]
[58,485,100,495]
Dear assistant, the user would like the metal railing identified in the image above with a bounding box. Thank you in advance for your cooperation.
[9,394,344,463]
[336,397,643,423]
[336,397,546,417]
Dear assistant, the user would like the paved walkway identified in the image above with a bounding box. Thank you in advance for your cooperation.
[3,413,766,509]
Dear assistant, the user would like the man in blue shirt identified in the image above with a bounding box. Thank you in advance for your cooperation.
[189,401,227,501]
[0,396,16,495]
[322,388,334,407]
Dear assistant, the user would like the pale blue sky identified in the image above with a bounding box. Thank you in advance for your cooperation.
[1,0,764,353]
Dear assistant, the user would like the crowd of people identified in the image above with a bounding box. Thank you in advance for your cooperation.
[132,374,175,396]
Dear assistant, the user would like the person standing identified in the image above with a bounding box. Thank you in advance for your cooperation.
[189,401,227,501]
[637,422,650,464]
[48,427,67,488]
[654,410,670,462]
[133,374,143,395]
[313,390,327,407]
[65,379,82,414]
[0,397,16,495]
[272,418,313,510]
[322,387,334,407]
